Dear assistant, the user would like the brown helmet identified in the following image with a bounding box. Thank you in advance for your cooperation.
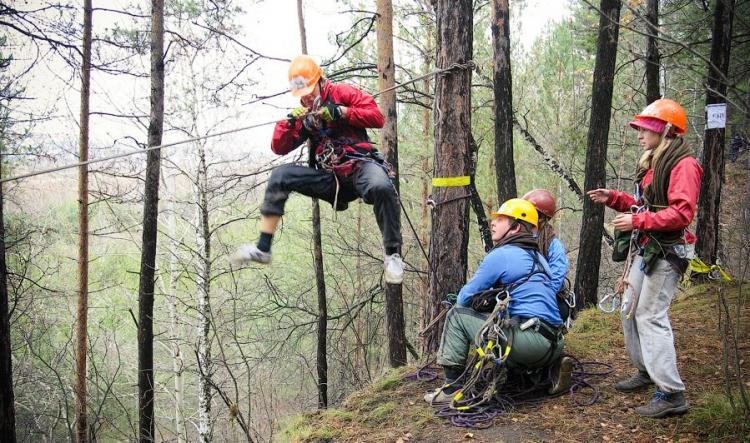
[521,189,556,219]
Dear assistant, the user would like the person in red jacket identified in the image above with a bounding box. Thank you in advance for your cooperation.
[588,98,702,418]
[231,55,404,284]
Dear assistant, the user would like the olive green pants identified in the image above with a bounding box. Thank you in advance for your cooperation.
[436,306,564,371]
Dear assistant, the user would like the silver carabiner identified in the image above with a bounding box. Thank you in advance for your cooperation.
[598,292,620,314]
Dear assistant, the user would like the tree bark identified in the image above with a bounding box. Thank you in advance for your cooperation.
[468,134,493,252]
[196,141,212,443]
[138,0,164,441]
[165,184,184,443]
[376,0,407,368]
[696,0,735,264]
[574,0,621,309]
[296,0,328,409]
[645,0,660,105]
[0,151,16,443]
[424,0,473,355]
[75,1,92,441]
[491,0,516,202]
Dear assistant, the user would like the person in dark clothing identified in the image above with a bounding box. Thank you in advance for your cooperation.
[231,55,404,284]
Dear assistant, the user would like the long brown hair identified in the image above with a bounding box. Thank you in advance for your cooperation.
[537,216,556,259]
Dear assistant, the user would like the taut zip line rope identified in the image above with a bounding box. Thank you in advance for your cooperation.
[1,61,475,185]
[0,119,280,184]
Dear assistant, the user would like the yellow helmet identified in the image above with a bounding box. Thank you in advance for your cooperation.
[491,198,538,227]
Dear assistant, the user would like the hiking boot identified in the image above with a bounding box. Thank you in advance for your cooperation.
[548,356,574,395]
[615,370,653,393]
[423,387,453,405]
[384,253,404,284]
[634,390,689,418]
[230,244,272,266]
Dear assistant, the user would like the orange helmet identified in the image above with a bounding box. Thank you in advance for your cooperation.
[629,98,687,135]
[288,55,322,97]
[521,189,556,219]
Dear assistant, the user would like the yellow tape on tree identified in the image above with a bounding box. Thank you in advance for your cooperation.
[432,176,471,187]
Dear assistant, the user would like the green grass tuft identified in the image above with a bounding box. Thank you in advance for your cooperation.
[565,306,621,357]
[369,401,398,422]
[277,414,315,443]
[689,391,750,442]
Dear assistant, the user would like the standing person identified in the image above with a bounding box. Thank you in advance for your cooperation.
[588,98,702,418]
[231,55,404,284]
[424,199,565,404]
[522,189,573,395]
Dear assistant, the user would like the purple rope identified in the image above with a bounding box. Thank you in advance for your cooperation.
[404,363,440,382]
[426,356,614,428]
[569,358,614,406]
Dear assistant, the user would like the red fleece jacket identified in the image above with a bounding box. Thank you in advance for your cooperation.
[606,156,703,243]
[271,80,384,156]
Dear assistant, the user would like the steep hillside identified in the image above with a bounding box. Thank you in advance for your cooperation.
[280,283,749,442]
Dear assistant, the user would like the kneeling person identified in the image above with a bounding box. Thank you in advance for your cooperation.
[425,199,568,404]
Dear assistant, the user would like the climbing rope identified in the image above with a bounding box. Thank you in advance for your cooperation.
[3,60,476,185]
[0,119,281,184]
[412,355,613,429]
[408,291,612,429]
[371,60,476,98]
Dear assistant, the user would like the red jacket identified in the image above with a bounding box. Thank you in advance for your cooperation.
[271,80,384,160]
[606,156,703,244]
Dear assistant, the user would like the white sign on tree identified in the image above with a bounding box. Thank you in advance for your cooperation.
[705,103,727,130]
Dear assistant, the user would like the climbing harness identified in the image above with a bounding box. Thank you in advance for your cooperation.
[599,203,646,316]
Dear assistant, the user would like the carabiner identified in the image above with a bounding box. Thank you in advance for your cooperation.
[598,292,620,313]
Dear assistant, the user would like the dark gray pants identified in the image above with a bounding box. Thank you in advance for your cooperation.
[261,161,402,249]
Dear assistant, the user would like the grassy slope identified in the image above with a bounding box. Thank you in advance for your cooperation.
[280,283,749,442]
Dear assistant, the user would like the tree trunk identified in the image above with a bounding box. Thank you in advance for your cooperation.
[424,0,473,355]
[645,0,660,104]
[75,1,92,441]
[468,134,493,252]
[376,0,407,368]
[138,0,164,440]
[696,0,735,265]
[574,0,621,309]
[0,158,16,443]
[418,14,432,343]
[491,0,516,202]
[196,141,212,443]
[296,0,328,409]
[166,183,184,443]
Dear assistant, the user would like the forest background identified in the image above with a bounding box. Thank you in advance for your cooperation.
[1,0,748,441]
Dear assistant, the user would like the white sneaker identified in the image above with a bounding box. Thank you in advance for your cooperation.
[423,387,453,405]
[230,244,272,267]
[384,253,404,284]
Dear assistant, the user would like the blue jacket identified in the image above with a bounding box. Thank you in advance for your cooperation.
[457,244,563,326]
[547,237,569,293]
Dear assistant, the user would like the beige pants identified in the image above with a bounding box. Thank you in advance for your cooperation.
[621,256,685,393]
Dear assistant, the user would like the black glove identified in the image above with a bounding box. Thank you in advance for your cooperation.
[320,100,342,122]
